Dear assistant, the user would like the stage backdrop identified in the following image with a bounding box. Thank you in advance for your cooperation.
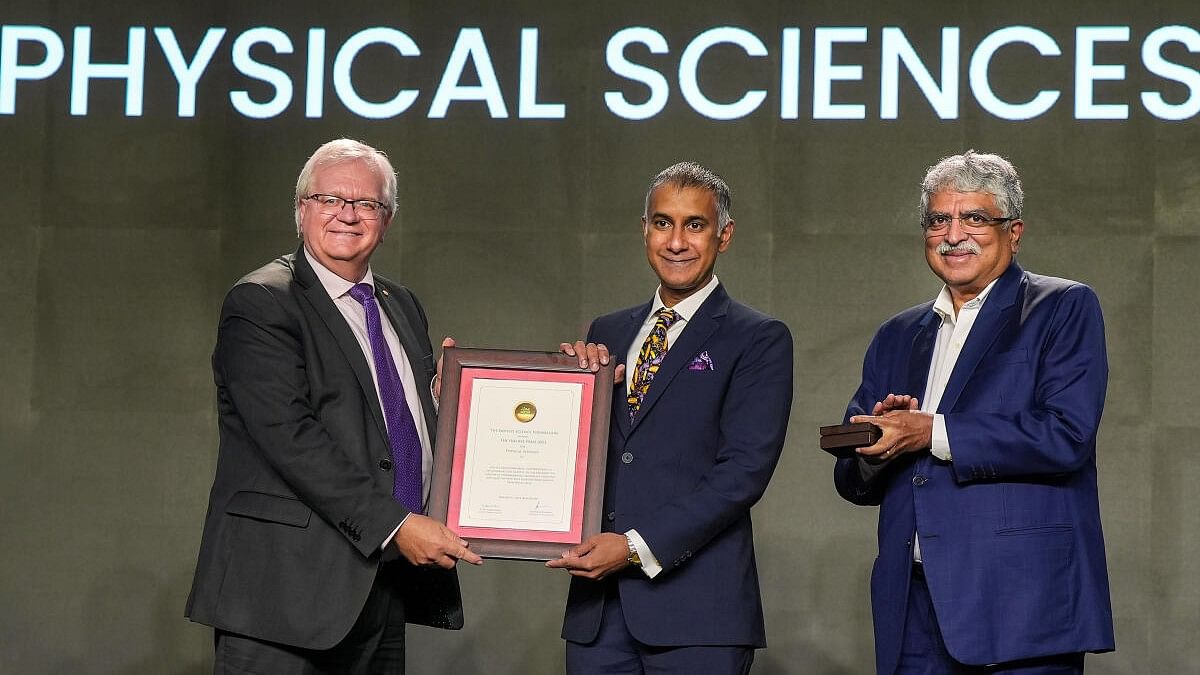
[2,1,1197,672]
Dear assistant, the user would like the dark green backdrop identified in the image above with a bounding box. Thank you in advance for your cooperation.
[2,1,1196,672]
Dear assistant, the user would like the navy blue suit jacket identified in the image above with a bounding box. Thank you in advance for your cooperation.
[835,263,1115,672]
[561,284,793,648]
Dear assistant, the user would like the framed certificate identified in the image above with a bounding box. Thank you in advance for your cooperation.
[428,347,615,561]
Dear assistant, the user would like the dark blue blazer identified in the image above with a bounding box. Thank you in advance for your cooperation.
[835,263,1115,672]
[561,284,793,647]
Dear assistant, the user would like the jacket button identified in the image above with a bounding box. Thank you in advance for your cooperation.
[606,511,616,522]
[912,475,927,486]
[621,452,634,464]
[379,458,393,471]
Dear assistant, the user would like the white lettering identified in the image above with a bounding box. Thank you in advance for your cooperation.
[154,27,225,118]
[333,27,420,119]
[305,28,325,118]
[0,25,64,115]
[1075,26,1130,120]
[969,26,1061,121]
[679,26,768,120]
[428,27,507,118]
[813,27,867,120]
[1141,25,1200,121]
[880,26,959,120]
[603,27,669,121]
[70,26,146,116]
[781,28,801,119]
[518,27,565,119]
[229,27,294,119]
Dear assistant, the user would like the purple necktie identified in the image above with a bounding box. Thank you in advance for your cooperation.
[349,283,424,514]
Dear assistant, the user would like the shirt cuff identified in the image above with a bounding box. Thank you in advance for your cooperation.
[430,376,440,412]
[625,529,662,579]
[930,413,952,461]
[380,513,412,551]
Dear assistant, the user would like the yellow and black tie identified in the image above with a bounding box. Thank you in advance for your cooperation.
[627,308,680,420]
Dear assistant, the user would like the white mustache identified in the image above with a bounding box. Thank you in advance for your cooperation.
[937,241,981,255]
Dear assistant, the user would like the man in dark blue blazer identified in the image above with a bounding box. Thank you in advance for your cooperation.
[548,162,793,674]
[835,151,1114,674]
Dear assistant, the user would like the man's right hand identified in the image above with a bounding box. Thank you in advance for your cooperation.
[392,514,483,569]
[853,392,930,462]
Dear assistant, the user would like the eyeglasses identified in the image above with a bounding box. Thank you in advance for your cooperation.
[922,211,1014,235]
[304,194,388,219]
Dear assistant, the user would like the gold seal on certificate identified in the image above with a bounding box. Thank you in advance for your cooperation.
[514,401,537,423]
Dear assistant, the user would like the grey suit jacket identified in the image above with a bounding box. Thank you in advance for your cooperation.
[186,247,462,649]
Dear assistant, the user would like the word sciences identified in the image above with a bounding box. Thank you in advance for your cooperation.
[2,23,1199,121]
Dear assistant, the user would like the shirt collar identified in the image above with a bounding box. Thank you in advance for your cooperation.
[932,276,999,323]
[303,246,376,300]
[644,275,720,325]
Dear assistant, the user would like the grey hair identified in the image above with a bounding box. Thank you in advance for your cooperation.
[919,150,1023,228]
[294,138,398,235]
[643,161,733,233]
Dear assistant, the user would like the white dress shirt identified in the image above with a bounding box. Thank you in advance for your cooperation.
[303,249,433,547]
[621,275,721,578]
[912,277,998,563]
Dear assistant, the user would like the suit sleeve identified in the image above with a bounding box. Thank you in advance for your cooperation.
[214,282,409,558]
[945,284,1108,481]
[633,318,793,574]
[833,329,891,506]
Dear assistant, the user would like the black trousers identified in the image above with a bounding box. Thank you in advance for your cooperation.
[214,565,406,675]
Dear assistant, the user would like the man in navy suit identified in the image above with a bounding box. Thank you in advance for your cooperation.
[835,150,1115,674]
[548,162,793,674]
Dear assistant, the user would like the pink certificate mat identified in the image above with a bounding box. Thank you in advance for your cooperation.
[446,368,593,544]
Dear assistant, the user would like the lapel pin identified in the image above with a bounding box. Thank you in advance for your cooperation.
[380,288,390,297]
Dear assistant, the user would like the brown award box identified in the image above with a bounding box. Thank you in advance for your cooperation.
[819,422,882,458]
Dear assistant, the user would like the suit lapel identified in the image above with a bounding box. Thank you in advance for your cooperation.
[629,285,728,433]
[937,263,1024,414]
[291,248,391,446]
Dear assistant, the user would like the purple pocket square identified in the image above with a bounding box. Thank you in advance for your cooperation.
[687,351,715,371]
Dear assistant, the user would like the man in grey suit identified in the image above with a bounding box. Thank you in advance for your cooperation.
[186,138,481,673]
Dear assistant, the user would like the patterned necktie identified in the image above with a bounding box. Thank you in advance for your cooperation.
[628,308,680,420]
[348,283,424,514]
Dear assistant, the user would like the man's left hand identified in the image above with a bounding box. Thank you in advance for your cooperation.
[392,514,483,568]
[544,533,630,579]
[872,393,919,415]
